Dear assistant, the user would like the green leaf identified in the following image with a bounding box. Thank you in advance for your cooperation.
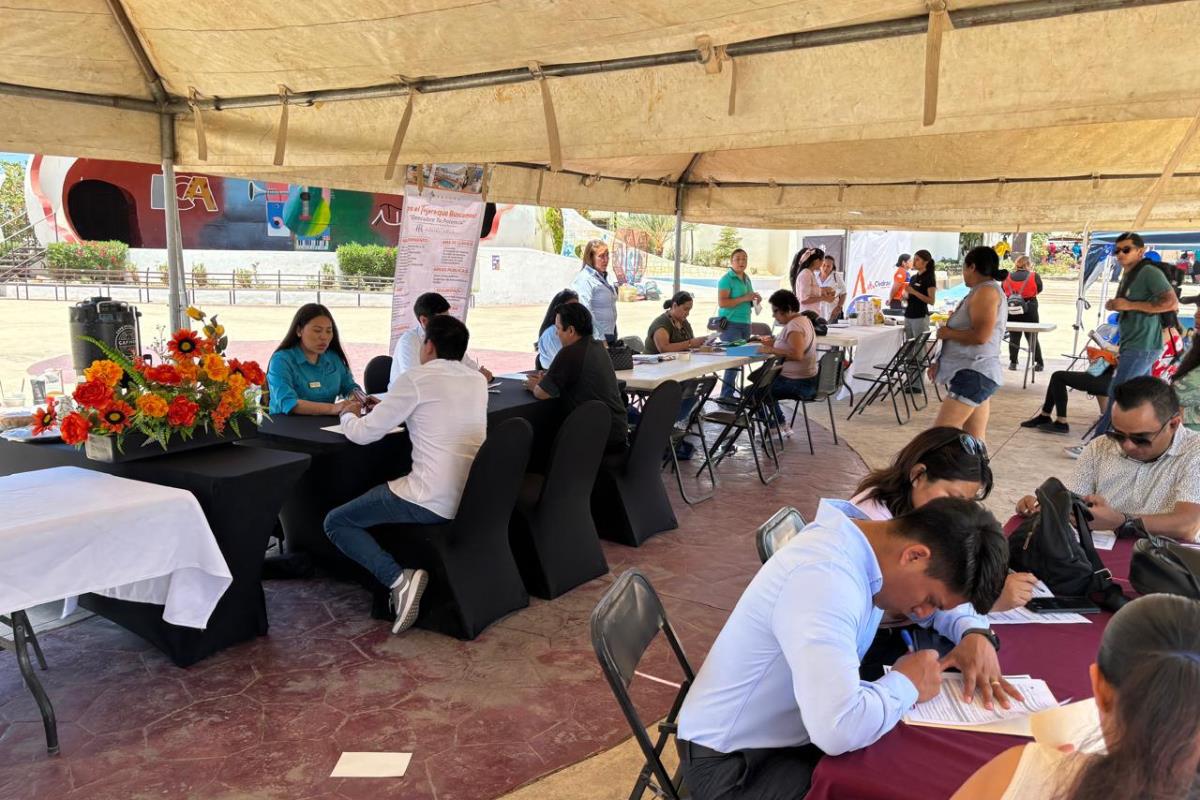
[80,335,150,390]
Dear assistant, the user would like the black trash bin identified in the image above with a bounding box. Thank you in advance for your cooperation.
[68,297,142,372]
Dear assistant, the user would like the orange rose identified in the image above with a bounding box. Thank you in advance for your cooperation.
[73,380,113,409]
[202,354,229,382]
[136,393,169,418]
[83,360,123,387]
[59,411,91,445]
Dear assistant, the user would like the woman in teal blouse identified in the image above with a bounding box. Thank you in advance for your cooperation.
[267,303,360,415]
[1172,341,1200,432]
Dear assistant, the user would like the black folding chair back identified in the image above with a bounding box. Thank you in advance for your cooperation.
[699,357,782,485]
[364,354,393,394]
[370,418,532,638]
[591,570,695,800]
[509,401,610,598]
[750,322,773,337]
[783,347,846,455]
[755,506,807,563]
[848,336,919,425]
[593,381,682,546]
[667,376,718,504]
[622,335,646,354]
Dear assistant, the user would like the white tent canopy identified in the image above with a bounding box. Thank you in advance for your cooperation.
[3,0,1200,231]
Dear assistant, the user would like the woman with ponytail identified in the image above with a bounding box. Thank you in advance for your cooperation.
[929,246,1010,442]
[953,593,1200,800]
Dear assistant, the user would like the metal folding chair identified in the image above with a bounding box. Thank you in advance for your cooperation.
[665,376,718,504]
[591,570,695,800]
[697,358,783,485]
[754,507,808,563]
[787,347,845,455]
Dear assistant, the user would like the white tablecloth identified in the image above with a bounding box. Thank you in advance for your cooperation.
[0,467,232,629]
[820,324,907,398]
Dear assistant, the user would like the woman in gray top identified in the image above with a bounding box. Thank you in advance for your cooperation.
[929,246,1009,442]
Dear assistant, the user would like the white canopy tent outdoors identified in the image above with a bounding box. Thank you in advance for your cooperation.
[3,0,1200,328]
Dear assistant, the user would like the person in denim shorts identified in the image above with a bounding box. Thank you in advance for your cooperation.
[929,246,1009,443]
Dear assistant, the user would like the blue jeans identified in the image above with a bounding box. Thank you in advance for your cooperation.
[1092,347,1160,437]
[719,321,752,398]
[324,483,448,587]
[771,374,819,423]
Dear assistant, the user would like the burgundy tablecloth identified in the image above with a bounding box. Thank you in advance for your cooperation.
[806,539,1134,800]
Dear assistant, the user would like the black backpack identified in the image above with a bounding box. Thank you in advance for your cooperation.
[1008,477,1129,612]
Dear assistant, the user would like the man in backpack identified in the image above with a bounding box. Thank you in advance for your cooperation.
[1017,377,1200,542]
[1003,255,1044,372]
[1067,233,1180,454]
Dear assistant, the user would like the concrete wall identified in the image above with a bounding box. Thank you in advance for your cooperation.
[127,248,335,277]
[474,247,581,306]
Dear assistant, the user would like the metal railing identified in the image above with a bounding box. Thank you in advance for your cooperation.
[0,211,61,281]
[0,265,398,307]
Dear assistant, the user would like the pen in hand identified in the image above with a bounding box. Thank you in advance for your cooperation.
[900,629,916,653]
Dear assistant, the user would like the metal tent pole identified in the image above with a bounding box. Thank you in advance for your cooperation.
[672,184,684,295]
[160,114,186,332]
[1072,225,1092,354]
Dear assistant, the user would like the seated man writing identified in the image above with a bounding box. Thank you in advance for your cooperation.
[389,292,492,388]
[525,302,628,455]
[325,315,488,634]
[1016,376,1200,541]
[676,496,1011,799]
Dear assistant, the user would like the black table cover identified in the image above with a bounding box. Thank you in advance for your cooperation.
[243,377,561,571]
[0,439,311,667]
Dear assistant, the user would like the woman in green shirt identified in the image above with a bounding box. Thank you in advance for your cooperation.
[716,248,762,398]
[1172,341,1200,432]
[645,291,708,355]
[266,303,361,415]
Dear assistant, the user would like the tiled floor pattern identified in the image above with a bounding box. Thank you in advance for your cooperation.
[0,413,867,799]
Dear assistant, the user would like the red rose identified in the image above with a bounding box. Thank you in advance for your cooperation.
[59,411,92,445]
[228,359,266,386]
[146,364,182,385]
[72,380,113,409]
[166,395,199,427]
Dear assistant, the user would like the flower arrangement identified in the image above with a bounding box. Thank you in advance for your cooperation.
[39,306,267,451]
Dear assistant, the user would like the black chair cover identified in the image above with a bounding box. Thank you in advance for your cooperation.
[510,401,610,599]
[593,380,681,546]
[364,354,393,394]
[369,418,533,639]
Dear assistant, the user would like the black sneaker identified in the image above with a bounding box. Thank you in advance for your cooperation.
[1034,364,1045,373]
[1008,362,1018,371]
[1037,420,1070,435]
[1020,414,1052,429]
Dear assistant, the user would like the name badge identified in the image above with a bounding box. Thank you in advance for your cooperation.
[308,381,322,389]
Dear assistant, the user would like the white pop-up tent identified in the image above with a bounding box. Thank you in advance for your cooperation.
[4,0,1200,326]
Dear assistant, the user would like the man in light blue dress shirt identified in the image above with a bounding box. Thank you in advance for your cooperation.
[676,497,1010,799]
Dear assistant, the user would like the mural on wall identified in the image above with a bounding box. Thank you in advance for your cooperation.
[28,155,406,250]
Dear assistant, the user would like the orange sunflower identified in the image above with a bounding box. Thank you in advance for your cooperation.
[99,400,135,433]
[31,397,57,435]
[168,330,203,361]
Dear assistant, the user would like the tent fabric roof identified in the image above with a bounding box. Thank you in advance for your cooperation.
[4,0,1200,230]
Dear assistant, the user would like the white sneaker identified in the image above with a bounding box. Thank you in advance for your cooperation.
[780,425,794,438]
[1064,444,1085,459]
[390,568,429,634]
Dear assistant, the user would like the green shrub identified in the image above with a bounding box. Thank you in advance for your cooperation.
[45,240,129,280]
[156,263,169,286]
[233,266,257,288]
[191,263,208,287]
[337,243,396,279]
[319,264,336,289]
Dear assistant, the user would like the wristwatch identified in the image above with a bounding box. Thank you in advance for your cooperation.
[963,627,1000,652]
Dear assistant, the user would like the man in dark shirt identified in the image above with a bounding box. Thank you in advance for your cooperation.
[525,302,629,453]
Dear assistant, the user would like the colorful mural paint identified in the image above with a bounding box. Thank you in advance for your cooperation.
[29,156,405,250]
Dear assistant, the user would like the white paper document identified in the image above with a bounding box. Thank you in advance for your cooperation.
[1091,531,1116,550]
[330,751,413,778]
[321,423,405,436]
[1030,698,1105,754]
[988,580,1092,625]
[498,372,532,381]
[904,674,1059,737]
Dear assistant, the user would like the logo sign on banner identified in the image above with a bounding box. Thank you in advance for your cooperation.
[389,165,486,350]
[846,231,913,305]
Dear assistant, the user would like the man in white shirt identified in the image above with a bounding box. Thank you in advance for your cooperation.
[325,315,488,634]
[388,292,493,389]
[1016,376,1200,541]
[676,497,1010,799]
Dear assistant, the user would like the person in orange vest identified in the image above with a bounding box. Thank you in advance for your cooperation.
[888,253,912,310]
[1002,254,1044,371]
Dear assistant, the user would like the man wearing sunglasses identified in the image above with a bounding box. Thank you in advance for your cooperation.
[1081,233,1180,450]
[1018,377,1200,542]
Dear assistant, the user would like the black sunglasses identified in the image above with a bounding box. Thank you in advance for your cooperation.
[1114,245,1137,255]
[924,432,989,491]
[1106,419,1170,448]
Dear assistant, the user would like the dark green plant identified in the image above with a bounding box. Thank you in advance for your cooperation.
[543,208,564,254]
[711,227,742,267]
[336,243,397,278]
[45,240,129,280]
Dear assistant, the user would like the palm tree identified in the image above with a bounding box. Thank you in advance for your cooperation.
[624,213,676,256]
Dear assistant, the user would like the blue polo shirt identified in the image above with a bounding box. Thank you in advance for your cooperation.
[266,346,359,414]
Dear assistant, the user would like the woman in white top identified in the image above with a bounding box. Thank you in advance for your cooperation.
[853,427,1038,613]
[954,593,1200,800]
[789,247,826,315]
[816,255,847,321]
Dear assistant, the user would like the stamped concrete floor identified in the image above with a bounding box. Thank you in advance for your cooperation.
[0,416,866,799]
